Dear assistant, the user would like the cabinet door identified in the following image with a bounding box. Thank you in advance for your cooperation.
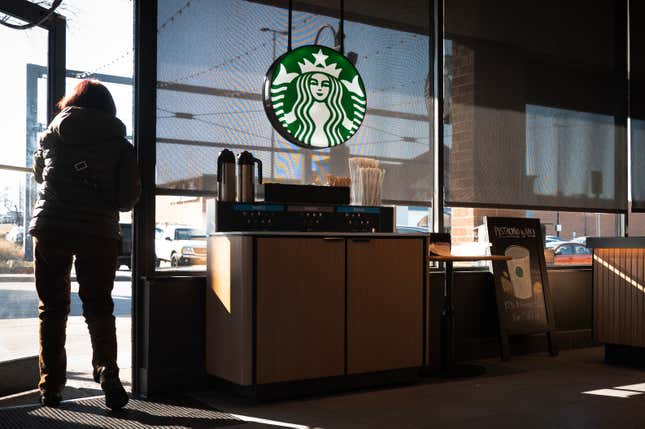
[347,238,423,374]
[256,237,345,384]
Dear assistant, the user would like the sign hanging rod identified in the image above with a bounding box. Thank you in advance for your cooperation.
[288,0,292,51]
[287,0,345,54]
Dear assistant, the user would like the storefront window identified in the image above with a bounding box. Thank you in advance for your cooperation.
[443,0,626,213]
[155,195,209,271]
[156,0,432,203]
[396,206,431,233]
[445,206,620,267]
[154,0,433,271]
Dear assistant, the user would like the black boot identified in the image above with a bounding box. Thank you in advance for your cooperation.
[40,391,63,407]
[98,369,128,410]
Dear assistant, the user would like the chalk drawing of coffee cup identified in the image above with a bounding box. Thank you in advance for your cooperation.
[504,245,533,299]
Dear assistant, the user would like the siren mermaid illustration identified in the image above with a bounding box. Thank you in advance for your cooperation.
[269,48,366,148]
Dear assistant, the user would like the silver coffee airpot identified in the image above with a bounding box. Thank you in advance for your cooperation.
[216,149,236,202]
[236,151,262,203]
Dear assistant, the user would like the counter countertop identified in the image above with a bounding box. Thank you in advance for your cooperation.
[209,231,430,238]
[587,237,645,249]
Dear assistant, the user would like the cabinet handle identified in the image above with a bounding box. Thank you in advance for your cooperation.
[322,237,344,241]
[351,238,371,242]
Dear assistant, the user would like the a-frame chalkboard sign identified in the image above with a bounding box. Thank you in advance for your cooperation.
[485,217,558,361]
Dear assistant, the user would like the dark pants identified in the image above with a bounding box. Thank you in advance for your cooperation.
[33,231,120,394]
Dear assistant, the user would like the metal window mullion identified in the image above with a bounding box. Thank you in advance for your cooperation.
[47,14,65,122]
[432,0,444,233]
[133,0,158,397]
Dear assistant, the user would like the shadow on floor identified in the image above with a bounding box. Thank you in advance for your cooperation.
[0,396,245,429]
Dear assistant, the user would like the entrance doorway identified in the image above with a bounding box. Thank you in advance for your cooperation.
[0,0,134,405]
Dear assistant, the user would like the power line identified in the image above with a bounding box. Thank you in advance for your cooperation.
[191,116,271,141]
[383,98,427,110]
[365,124,427,142]
[158,0,192,33]
[157,108,271,142]
[75,50,133,79]
[158,41,270,88]
[159,12,322,87]
[156,107,265,118]
[74,0,193,79]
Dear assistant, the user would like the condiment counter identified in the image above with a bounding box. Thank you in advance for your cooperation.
[206,232,429,396]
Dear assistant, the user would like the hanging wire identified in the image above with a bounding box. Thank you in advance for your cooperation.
[288,0,292,51]
[0,0,63,30]
[339,0,344,54]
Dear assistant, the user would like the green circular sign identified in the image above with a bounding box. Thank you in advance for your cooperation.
[263,45,367,149]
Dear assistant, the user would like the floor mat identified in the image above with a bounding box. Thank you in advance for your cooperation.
[0,395,244,429]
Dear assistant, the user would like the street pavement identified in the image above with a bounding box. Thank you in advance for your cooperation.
[0,276,132,390]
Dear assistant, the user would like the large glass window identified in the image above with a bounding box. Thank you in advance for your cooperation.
[446,206,619,267]
[444,0,627,213]
[156,0,432,201]
[0,14,49,366]
[631,0,645,211]
[155,0,433,271]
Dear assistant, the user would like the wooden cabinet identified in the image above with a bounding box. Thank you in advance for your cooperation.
[256,237,345,384]
[206,233,427,388]
[347,238,424,373]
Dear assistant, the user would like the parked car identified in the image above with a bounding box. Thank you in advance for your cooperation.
[0,211,23,226]
[155,225,207,267]
[545,235,566,248]
[552,242,592,265]
[155,227,164,267]
[396,225,429,234]
[117,223,133,270]
[572,236,588,246]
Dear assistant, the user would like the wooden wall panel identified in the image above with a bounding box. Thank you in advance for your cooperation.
[594,248,645,347]
[593,251,600,343]
[640,250,645,346]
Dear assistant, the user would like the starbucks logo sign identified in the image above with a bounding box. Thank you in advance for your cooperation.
[263,45,366,149]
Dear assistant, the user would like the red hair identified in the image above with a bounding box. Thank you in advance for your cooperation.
[57,79,116,115]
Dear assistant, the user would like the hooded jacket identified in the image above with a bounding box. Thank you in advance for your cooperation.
[29,106,141,239]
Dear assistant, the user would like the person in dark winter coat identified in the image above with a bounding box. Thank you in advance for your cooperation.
[30,79,140,410]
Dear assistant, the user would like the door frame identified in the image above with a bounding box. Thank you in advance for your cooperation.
[0,0,66,124]
[0,0,65,396]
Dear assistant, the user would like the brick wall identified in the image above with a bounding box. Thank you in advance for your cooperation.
[447,42,475,205]
[447,42,476,244]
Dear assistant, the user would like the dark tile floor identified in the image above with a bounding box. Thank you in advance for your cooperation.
[2,347,645,428]
[195,347,645,429]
